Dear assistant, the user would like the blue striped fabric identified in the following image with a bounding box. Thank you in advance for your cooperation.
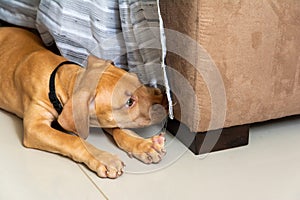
[0,0,164,85]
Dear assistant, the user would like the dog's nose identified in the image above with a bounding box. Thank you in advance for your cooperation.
[146,85,168,110]
[145,84,166,96]
[156,86,170,111]
[155,84,166,95]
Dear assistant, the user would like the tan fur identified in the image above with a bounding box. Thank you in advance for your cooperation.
[0,27,167,178]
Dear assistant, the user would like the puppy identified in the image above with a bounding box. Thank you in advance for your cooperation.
[0,27,167,178]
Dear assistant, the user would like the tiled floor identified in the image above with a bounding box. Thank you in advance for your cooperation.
[0,109,299,200]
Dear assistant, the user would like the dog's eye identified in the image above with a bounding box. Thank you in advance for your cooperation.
[126,97,135,108]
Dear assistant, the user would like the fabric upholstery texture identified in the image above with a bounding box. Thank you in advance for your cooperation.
[160,0,300,132]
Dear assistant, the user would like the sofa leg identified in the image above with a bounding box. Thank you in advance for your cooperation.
[167,119,249,155]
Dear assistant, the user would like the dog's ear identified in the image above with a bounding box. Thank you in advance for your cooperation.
[57,56,111,139]
[57,91,92,139]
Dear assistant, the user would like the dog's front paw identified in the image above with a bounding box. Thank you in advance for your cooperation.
[129,133,166,164]
[92,152,125,179]
[83,143,125,178]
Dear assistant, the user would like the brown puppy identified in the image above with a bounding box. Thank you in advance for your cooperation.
[0,27,167,178]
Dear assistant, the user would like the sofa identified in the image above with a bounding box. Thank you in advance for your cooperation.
[160,0,300,154]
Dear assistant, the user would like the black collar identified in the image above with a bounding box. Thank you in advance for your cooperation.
[48,60,79,114]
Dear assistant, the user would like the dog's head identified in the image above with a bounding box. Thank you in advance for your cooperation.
[57,56,167,138]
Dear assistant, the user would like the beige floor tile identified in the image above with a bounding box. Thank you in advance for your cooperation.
[84,117,300,200]
[0,110,106,200]
[1,109,300,200]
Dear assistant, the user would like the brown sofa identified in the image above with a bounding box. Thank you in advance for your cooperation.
[160,0,300,154]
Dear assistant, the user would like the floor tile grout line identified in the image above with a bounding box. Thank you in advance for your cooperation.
[77,164,109,200]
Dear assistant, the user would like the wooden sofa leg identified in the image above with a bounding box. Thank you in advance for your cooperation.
[167,119,249,155]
